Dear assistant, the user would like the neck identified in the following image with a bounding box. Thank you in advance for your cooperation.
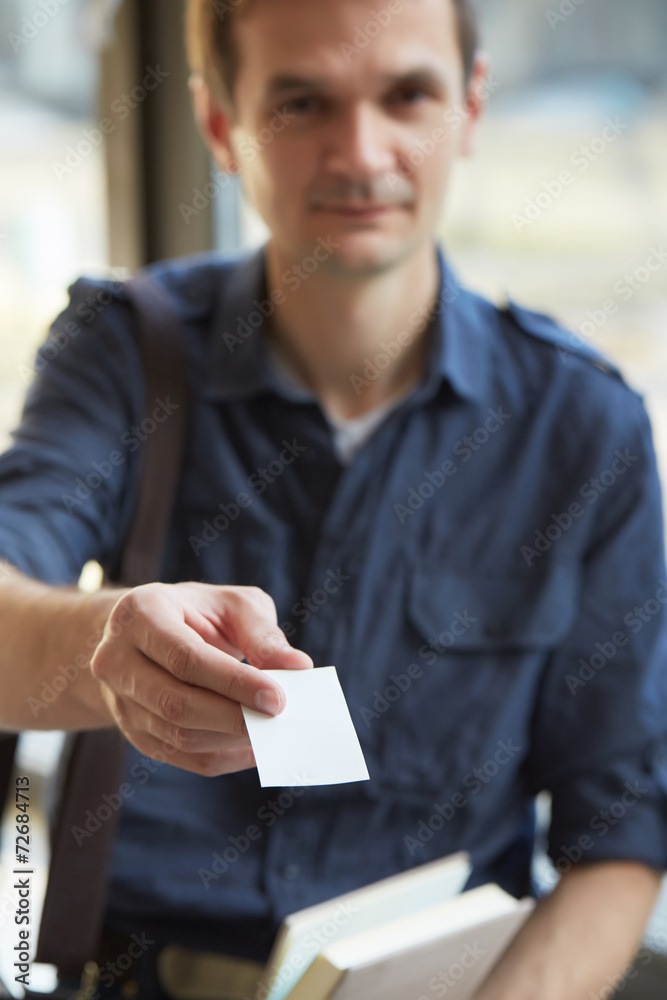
[264,238,440,421]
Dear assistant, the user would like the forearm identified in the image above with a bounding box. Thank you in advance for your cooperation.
[473,861,661,1000]
[0,563,126,731]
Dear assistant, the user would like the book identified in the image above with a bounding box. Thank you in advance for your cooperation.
[257,852,534,1000]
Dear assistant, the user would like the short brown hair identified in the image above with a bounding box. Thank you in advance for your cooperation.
[186,0,480,112]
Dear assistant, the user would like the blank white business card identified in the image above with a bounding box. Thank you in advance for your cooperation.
[242,666,370,787]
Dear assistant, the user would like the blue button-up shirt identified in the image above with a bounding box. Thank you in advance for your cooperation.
[1,242,667,958]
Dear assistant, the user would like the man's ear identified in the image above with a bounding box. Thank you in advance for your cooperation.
[459,51,491,158]
[189,73,239,173]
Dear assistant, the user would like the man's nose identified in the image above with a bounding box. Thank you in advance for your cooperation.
[322,102,397,180]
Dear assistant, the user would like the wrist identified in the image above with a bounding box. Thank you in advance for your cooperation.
[33,584,131,727]
[73,588,132,720]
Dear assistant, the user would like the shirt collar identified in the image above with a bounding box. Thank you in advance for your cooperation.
[202,240,491,407]
[426,246,492,407]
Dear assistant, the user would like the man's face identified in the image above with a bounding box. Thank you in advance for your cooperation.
[216,0,480,276]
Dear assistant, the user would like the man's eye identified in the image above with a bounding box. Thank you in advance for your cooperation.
[283,96,322,114]
[388,88,429,106]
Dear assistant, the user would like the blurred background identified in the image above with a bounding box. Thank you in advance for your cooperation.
[0,0,666,993]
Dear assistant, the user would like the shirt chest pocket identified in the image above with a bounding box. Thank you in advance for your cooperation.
[373,561,582,802]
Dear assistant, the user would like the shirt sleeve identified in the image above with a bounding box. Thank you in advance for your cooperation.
[0,278,145,584]
[526,392,667,872]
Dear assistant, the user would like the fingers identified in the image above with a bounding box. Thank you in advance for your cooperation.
[215,587,314,671]
[121,699,251,756]
[98,673,256,776]
[112,648,251,740]
[110,590,289,716]
[119,727,257,778]
[92,582,315,779]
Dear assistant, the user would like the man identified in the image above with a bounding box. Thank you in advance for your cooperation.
[1,0,666,997]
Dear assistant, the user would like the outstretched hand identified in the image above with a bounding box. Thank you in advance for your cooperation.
[90,582,313,776]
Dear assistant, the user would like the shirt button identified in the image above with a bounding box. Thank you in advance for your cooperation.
[282,864,301,881]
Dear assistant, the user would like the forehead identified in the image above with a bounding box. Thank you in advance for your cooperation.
[233,0,463,95]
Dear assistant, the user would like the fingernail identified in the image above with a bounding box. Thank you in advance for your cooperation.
[255,688,283,716]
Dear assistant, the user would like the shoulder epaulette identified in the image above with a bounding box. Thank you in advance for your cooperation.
[502,300,625,383]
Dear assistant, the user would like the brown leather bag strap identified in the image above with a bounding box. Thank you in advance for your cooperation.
[0,735,19,812]
[34,729,129,972]
[118,273,191,587]
[34,272,190,972]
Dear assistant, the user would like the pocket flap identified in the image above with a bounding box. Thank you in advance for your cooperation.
[409,561,581,651]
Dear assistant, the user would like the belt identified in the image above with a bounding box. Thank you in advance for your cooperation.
[66,927,267,1000]
[156,946,265,1000]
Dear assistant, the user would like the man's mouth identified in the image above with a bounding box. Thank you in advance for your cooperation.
[311,203,399,217]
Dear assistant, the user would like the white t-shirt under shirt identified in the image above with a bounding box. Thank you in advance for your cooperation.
[265,336,416,465]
